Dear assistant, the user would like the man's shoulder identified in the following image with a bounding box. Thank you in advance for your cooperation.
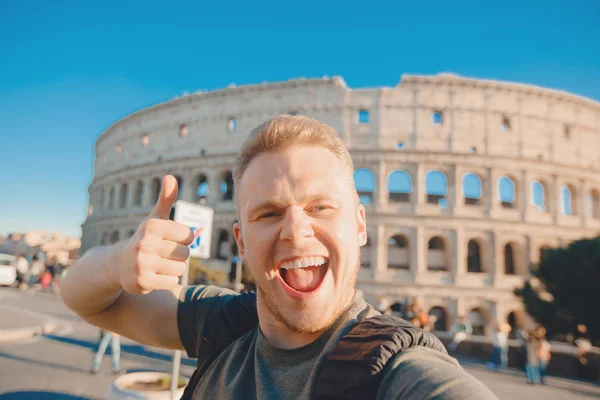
[379,347,498,399]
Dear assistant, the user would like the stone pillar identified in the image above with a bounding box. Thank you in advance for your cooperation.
[448,165,460,213]
[454,228,466,278]
[375,161,387,211]
[207,170,222,206]
[413,164,426,208]
[112,183,120,210]
[491,231,503,286]
[485,167,496,217]
[142,177,153,208]
[414,226,427,281]
[579,180,587,227]
[373,225,387,281]
[127,180,136,209]
[520,170,529,221]
[182,169,196,202]
[551,174,559,224]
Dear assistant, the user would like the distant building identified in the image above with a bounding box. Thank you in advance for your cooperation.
[81,74,600,335]
[0,231,80,265]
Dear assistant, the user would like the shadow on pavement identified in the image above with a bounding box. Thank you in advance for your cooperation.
[43,334,197,367]
[0,391,92,399]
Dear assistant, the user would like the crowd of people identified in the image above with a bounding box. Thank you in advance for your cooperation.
[14,253,67,292]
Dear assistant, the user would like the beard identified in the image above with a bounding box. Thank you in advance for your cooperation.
[255,259,360,335]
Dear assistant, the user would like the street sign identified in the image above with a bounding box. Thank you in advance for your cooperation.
[173,200,214,259]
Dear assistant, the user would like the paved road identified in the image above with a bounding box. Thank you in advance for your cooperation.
[0,287,598,400]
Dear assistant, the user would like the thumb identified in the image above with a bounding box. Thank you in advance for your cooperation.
[149,175,178,219]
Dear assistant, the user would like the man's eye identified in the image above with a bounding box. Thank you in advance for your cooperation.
[311,205,331,212]
[260,211,279,219]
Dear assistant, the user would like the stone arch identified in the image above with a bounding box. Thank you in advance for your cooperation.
[195,173,209,204]
[119,183,128,208]
[220,171,234,201]
[109,186,115,209]
[134,180,143,206]
[531,180,549,212]
[174,175,183,200]
[387,170,411,203]
[110,230,120,244]
[354,168,375,205]
[151,177,161,204]
[561,184,577,215]
[498,176,517,209]
[425,170,448,207]
[428,306,449,331]
[462,173,482,206]
[216,230,230,260]
[360,234,372,268]
[504,241,524,275]
[427,236,448,271]
[388,234,409,269]
[468,307,487,336]
[467,239,483,273]
[127,229,136,238]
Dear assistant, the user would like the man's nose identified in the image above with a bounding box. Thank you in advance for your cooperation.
[279,207,314,242]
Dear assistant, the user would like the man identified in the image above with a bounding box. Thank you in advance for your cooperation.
[61,116,496,399]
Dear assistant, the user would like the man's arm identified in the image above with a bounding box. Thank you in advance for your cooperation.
[60,175,193,350]
[377,347,498,400]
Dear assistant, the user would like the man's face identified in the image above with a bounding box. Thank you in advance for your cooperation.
[234,145,367,334]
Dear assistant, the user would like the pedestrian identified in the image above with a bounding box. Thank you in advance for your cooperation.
[449,316,472,351]
[15,255,28,286]
[61,115,497,399]
[488,322,511,370]
[25,254,44,287]
[90,329,121,374]
[525,330,540,384]
[536,327,551,385]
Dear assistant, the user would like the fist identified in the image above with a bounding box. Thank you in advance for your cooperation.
[117,175,194,295]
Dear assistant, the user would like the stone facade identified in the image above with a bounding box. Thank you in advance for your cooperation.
[81,73,600,335]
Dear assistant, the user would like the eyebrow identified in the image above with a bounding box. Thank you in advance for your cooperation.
[248,194,339,216]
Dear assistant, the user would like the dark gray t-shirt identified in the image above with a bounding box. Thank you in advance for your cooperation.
[178,285,497,399]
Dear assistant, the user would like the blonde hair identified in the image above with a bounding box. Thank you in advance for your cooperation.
[233,115,356,205]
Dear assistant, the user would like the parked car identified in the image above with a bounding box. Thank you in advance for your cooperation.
[0,253,17,286]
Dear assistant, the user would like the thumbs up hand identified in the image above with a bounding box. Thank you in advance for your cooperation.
[117,175,194,295]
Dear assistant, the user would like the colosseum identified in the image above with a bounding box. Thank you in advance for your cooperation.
[80,73,600,336]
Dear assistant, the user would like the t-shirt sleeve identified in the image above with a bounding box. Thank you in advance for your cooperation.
[377,347,498,400]
[177,285,238,358]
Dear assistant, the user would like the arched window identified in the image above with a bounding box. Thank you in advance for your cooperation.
[109,186,115,209]
[119,183,128,208]
[174,175,183,200]
[387,170,411,203]
[462,173,482,206]
[360,236,371,268]
[561,184,577,215]
[354,168,375,205]
[195,174,209,204]
[151,178,161,204]
[134,180,143,206]
[428,307,448,331]
[426,170,448,207]
[468,308,486,335]
[498,176,516,208]
[427,236,447,271]
[221,171,234,201]
[504,243,516,275]
[388,235,409,269]
[531,181,548,212]
[216,230,230,260]
[110,230,120,244]
[467,239,482,273]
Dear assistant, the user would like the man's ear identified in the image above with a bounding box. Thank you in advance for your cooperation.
[357,204,367,247]
[233,222,245,260]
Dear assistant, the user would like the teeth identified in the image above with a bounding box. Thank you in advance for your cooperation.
[280,257,328,270]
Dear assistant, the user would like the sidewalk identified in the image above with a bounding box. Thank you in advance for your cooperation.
[0,304,57,343]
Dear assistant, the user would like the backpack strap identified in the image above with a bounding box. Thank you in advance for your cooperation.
[312,315,447,400]
[180,290,258,400]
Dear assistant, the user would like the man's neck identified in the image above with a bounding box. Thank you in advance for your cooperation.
[259,318,323,349]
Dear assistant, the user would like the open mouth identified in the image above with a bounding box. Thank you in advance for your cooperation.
[278,257,329,293]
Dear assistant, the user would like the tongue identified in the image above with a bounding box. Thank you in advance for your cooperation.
[283,265,325,292]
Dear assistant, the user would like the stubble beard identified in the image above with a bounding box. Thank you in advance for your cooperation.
[257,260,360,335]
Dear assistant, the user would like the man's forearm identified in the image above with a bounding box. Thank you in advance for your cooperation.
[60,243,125,317]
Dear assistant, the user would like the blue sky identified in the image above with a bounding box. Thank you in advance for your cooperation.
[1,0,599,238]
